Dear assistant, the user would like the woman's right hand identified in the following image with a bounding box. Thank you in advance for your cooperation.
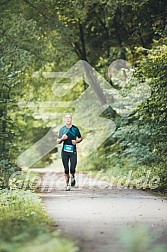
[61,134,68,140]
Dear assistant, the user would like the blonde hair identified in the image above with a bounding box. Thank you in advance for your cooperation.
[65,114,72,118]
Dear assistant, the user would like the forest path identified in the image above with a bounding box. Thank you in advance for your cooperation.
[31,165,167,252]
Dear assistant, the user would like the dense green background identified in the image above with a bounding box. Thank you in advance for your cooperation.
[0,0,167,190]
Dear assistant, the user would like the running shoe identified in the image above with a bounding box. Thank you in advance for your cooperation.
[71,177,76,186]
[66,184,70,191]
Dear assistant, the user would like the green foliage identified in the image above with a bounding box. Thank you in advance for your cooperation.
[115,39,167,189]
[0,160,17,189]
[118,224,167,252]
[0,189,49,241]
[136,39,167,164]
[80,38,167,191]
[0,10,43,187]
[8,170,41,191]
[0,0,166,190]
[0,189,78,252]
[0,1,166,251]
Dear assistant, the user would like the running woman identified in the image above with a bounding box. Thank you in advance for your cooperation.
[57,114,83,191]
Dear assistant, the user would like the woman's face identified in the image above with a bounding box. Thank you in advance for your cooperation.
[65,115,72,125]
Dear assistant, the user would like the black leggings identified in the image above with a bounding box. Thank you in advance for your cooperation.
[61,151,77,174]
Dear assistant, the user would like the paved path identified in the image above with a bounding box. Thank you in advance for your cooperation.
[31,167,167,252]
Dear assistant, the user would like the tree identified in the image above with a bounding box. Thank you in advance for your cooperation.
[0,7,43,187]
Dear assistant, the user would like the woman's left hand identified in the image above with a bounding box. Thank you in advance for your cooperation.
[72,140,76,145]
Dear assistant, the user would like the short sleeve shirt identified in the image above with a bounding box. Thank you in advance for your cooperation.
[58,125,81,152]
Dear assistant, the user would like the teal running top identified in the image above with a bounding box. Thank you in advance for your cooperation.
[58,125,81,152]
